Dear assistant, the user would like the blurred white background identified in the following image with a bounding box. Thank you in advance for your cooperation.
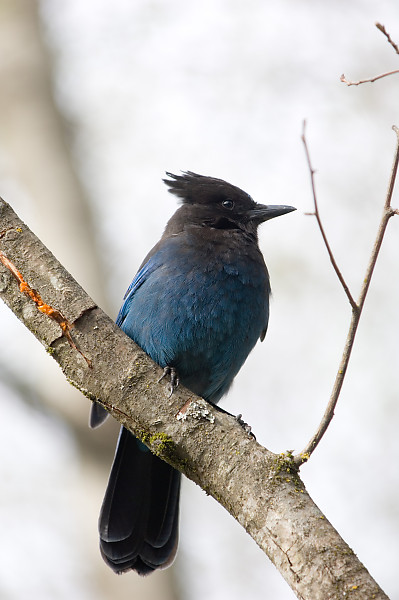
[0,1,398,598]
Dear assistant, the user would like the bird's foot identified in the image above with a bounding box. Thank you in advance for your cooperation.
[213,404,256,439]
[158,366,180,398]
[235,414,256,440]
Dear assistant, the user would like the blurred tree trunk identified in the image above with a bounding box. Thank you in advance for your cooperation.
[0,1,179,598]
[0,0,105,298]
[0,0,110,429]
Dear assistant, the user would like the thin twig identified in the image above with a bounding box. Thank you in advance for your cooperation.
[301,121,357,310]
[357,125,399,308]
[341,23,399,87]
[376,22,399,55]
[294,125,399,467]
[340,70,399,86]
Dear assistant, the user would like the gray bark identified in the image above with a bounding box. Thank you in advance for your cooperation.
[0,198,389,600]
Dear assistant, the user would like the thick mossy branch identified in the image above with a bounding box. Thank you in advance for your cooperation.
[0,198,389,600]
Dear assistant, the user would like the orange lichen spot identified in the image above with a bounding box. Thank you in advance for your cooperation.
[0,249,91,367]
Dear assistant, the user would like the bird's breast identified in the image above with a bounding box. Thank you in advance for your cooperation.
[121,231,270,402]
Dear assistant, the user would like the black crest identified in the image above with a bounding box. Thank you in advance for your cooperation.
[163,171,253,206]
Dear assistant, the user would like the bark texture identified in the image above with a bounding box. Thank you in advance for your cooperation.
[0,198,389,600]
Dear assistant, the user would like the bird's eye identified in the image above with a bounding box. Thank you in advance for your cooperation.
[222,199,234,209]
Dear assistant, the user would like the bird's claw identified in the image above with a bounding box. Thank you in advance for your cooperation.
[158,366,180,397]
[235,414,256,440]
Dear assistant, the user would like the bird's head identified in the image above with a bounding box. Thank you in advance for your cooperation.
[163,171,295,235]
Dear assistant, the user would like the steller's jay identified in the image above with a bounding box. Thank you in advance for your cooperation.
[90,171,295,575]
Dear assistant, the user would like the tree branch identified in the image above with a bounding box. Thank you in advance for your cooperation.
[340,22,399,86]
[340,70,399,86]
[0,199,389,599]
[295,126,399,466]
[375,22,399,55]
[301,121,357,310]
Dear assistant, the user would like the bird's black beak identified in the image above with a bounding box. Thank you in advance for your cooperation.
[248,204,296,223]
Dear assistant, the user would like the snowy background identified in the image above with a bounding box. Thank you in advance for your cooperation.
[0,1,398,598]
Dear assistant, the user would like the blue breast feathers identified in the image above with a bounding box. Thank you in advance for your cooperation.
[117,234,270,403]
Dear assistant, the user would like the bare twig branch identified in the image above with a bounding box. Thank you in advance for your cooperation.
[376,22,399,55]
[340,70,399,86]
[340,22,399,86]
[301,121,357,310]
[357,125,399,307]
[295,125,399,467]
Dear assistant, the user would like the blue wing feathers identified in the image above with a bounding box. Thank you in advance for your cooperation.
[116,260,158,327]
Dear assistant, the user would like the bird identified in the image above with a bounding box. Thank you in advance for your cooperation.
[90,171,295,575]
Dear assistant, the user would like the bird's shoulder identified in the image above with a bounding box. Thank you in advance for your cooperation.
[116,221,269,328]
